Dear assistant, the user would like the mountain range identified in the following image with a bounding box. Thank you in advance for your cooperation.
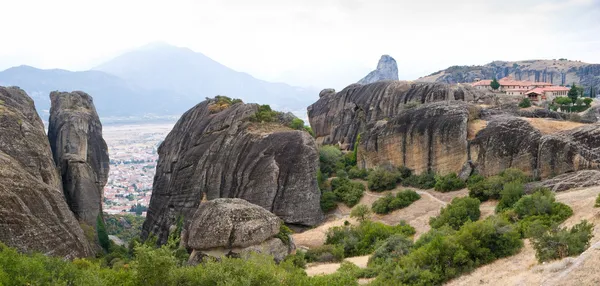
[0,43,318,119]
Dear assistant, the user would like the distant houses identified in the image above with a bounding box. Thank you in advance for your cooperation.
[471,76,570,102]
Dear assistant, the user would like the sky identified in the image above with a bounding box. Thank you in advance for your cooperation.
[1,0,599,90]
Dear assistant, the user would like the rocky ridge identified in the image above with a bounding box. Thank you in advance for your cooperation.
[358,55,399,85]
[0,86,94,258]
[48,91,109,226]
[142,99,323,244]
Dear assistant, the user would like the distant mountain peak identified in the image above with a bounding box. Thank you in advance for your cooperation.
[358,55,399,84]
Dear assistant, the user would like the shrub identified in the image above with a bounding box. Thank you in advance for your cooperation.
[276,224,293,246]
[283,252,306,269]
[320,191,338,212]
[595,193,600,208]
[289,118,305,130]
[495,182,525,212]
[468,168,530,202]
[430,197,481,230]
[531,220,594,262]
[583,98,593,106]
[305,245,345,263]
[367,168,400,192]
[253,104,278,122]
[97,214,110,252]
[397,166,412,180]
[304,126,315,137]
[326,221,415,257]
[348,167,368,179]
[208,95,243,114]
[332,178,365,207]
[402,172,436,189]
[518,97,532,108]
[319,146,343,176]
[371,190,421,215]
[350,204,372,222]
[510,188,573,237]
[369,235,414,266]
[434,173,466,192]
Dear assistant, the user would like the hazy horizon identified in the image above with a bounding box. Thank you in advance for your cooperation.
[2,0,599,90]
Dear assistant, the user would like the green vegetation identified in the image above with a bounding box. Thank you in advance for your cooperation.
[518,97,532,108]
[105,214,145,243]
[510,188,573,236]
[468,168,530,201]
[97,214,110,252]
[207,95,243,114]
[368,234,413,266]
[371,190,421,215]
[434,173,466,192]
[367,168,400,192]
[430,197,481,230]
[490,78,500,90]
[276,224,293,247]
[289,118,305,130]
[325,221,415,257]
[531,220,593,262]
[595,193,600,208]
[304,244,345,263]
[350,204,372,222]
[348,167,369,179]
[495,181,525,212]
[402,171,436,189]
[320,190,338,212]
[253,104,278,122]
[568,83,579,104]
[330,177,366,207]
[319,145,343,176]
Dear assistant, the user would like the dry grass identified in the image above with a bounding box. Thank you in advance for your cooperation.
[523,118,586,135]
[467,119,487,140]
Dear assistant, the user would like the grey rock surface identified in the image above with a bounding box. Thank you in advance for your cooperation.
[358,55,399,84]
[0,86,94,258]
[142,99,323,244]
[48,91,109,226]
[525,170,600,192]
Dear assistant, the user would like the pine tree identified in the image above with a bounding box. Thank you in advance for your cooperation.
[490,78,500,90]
[568,83,579,105]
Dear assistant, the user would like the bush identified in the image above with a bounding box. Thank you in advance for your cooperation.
[531,220,594,262]
[518,97,532,108]
[468,168,530,202]
[595,193,600,208]
[97,214,110,252]
[325,221,415,257]
[583,98,593,106]
[320,191,338,212]
[305,245,345,263]
[495,182,525,212]
[348,167,369,179]
[331,178,365,207]
[434,173,466,192]
[350,204,372,222]
[430,197,481,230]
[289,118,305,130]
[253,104,278,122]
[369,235,414,266]
[208,96,243,113]
[276,224,293,246]
[319,146,343,176]
[371,190,421,215]
[402,172,436,189]
[367,168,400,192]
[509,188,573,237]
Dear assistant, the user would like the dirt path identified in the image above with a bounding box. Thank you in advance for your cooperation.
[305,255,370,277]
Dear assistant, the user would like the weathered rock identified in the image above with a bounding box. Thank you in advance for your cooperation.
[142,99,323,244]
[308,81,484,150]
[470,117,542,177]
[48,91,109,226]
[185,198,292,263]
[319,88,335,98]
[358,55,399,84]
[537,124,600,178]
[525,170,600,193]
[358,102,472,175]
[0,86,94,258]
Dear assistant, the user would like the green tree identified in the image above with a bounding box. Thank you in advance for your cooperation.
[490,78,500,90]
[430,197,481,230]
[518,97,532,108]
[289,118,305,130]
[568,83,579,105]
[97,214,110,252]
[350,204,372,222]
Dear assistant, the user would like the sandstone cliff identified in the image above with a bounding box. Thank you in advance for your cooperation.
[142,99,323,244]
[0,86,94,258]
[48,91,109,227]
[419,59,600,96]
[358,55,399,84]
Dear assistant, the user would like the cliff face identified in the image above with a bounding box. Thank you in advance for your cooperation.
[359,102,471,175]
[48,91,109,226]
[0,86,94,258]
[142,99,323,244]
[358,55,399,84]
[308,81,484,150]
[419,60,600,96]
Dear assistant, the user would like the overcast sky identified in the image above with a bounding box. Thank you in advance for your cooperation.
[1,0,599,89]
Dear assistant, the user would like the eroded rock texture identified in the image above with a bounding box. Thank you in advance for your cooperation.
[526,170,600,193]
[0,86,94,258]
[308,81,484,150]
[359,102,471,175]
[142,100,322,244]
[48,91,109,226]
[358,55,399,84]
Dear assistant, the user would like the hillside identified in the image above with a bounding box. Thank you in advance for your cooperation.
[419,59,600,96]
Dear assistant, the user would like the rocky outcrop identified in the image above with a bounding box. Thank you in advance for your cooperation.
[526,170,600,192]
[358,102,472,175]
[0,86,94,258]
[48,91,109,226]
[308,81,484,150]
[358,55,399,84]
[142,99,322,244]
[186,199,292,263]
[470,117,542,177]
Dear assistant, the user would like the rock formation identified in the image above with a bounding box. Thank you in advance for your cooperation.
[0,86,94,258]
[48,91,109,227]
[526,170,600,193]
[185,198,293,263]
[142,99,323,244]
[358,55,399,84]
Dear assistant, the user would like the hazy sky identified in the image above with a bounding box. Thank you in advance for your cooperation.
[1,0,599,89]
